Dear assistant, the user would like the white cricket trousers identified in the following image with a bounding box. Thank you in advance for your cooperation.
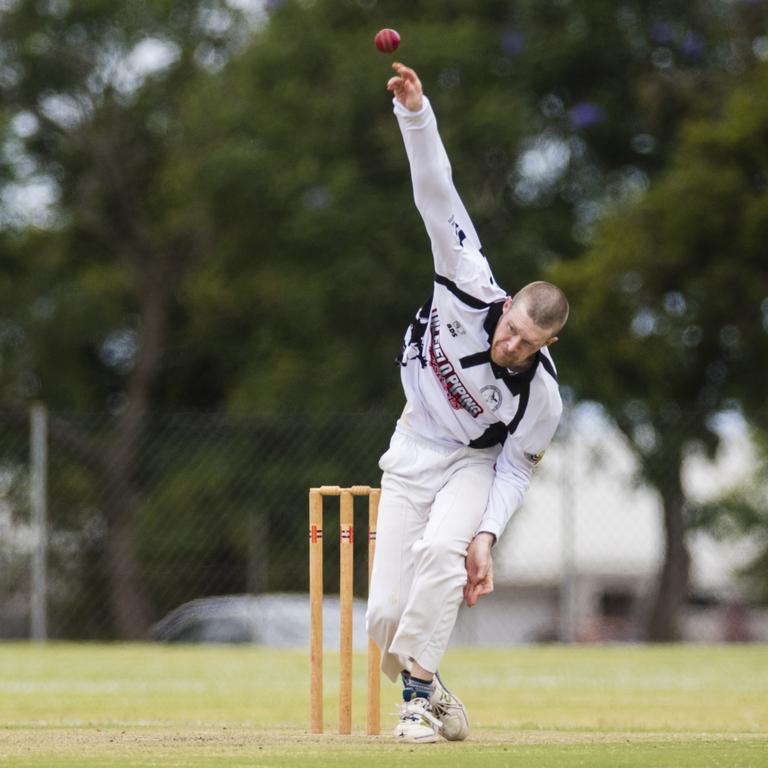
[366,424,498,682]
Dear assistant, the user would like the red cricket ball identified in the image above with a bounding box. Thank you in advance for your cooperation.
[374,28,400,54]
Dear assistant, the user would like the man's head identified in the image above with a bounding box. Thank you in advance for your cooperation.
[490,282,569,371]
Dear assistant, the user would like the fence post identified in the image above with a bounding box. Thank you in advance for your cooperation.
[30,403,48,641]
[559,401,576,643]
[247,511,268,594]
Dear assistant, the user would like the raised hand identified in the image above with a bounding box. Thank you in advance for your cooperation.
[387,62,423,112]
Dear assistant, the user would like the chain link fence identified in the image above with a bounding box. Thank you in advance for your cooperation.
[1,406,766,643]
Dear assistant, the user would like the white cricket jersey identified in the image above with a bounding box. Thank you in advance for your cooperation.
[393,97,563,540]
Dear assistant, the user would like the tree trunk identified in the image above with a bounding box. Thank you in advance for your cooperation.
[98,270,171,639]
[646,474,690,641]
[101,474,153,638]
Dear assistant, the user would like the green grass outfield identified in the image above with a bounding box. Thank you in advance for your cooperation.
[0,643,766,767]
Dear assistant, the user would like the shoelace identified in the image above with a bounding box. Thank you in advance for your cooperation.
[398,700,443,729]
[433,701,462,715]
[432,690,462,713]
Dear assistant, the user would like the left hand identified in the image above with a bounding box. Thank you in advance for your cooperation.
[464,532,495,607]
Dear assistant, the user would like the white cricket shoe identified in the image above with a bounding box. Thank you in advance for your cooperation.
[393,697,442,744]
[430,671,469,741]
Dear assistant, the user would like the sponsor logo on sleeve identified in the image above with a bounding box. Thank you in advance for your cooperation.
[524,450,545,465]
[446,319,466,338]
[449,214,467,246]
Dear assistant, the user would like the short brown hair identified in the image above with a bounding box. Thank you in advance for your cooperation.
[511,281,569,334]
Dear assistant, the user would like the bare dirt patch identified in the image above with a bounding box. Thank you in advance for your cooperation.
[2,725,766,757]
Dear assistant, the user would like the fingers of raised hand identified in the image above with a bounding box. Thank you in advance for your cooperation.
[391,63,421,88]
[391,61,410,76]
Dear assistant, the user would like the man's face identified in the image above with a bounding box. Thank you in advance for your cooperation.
[490,298,557,370]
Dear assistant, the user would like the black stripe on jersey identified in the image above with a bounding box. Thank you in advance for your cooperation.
[493,355,540,392]
[461,350,540,397]
[468,383,531,448]
[468,422,508,449]
[506,383,530,434]
[433,274,491,310]
[459,351,491,368]
[483,300,506,336]
[539,353,558,382]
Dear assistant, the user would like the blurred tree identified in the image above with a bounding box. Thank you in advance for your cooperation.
[551,61,768,638]
[697,432,768,605]
[170,0,768,414]
[1,0,767,637]
[169,0,768,641]
[0,0,259,637]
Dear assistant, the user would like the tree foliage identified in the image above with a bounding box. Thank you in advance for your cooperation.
[1,0,767,637]
[551,61,768,632]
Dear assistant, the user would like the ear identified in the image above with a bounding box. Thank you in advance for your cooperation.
[543,336,559,348]
[502,296,513,312]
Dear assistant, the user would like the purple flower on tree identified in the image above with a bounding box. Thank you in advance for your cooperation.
[501,30,524,57]
[680,31,705,59]
[568,102,605,130]
[650,21,675,44]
